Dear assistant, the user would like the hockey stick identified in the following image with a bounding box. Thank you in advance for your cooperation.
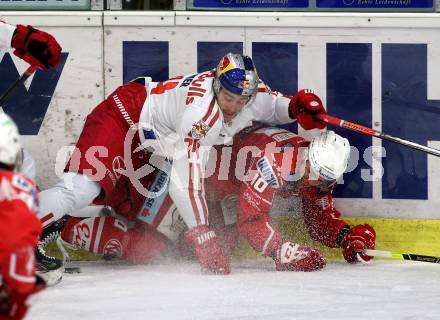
[0,65,38,106]
[316,114,440,158]
[364,249,440,264]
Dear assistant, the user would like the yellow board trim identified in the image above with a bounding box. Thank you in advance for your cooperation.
[234,216,440,260]
[50,216,440,262]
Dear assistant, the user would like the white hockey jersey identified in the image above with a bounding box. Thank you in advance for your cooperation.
[137,70,293,228]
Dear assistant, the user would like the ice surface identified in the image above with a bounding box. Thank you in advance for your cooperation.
[28,259,440,320]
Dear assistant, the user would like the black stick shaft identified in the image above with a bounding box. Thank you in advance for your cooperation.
[364,249,440,264]
[318,114,440,158]
[0,65,37,106]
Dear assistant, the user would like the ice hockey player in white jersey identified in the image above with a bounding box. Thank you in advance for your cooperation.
[37,52,328,275]
[0,21,61,69]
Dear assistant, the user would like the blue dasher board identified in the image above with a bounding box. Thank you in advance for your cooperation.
[316,0,433,10]
[188,0,434,11]
[190,0,309,9]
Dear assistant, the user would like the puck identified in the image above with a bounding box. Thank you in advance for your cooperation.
[65,267,81,274]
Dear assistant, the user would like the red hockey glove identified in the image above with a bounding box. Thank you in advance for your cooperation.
[341,224,376,263]
[11,25,62,69]
[184,225,231,275]
[272,242,326,272]
[0,275,46,320]
[288,89,327,130]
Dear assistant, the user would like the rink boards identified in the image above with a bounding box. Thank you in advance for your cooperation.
[271,216,440,258]
[1,11,440,255]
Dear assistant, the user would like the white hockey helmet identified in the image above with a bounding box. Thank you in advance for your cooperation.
[213,53,259,98]
[0,112,22,169]
[308,130,350,181]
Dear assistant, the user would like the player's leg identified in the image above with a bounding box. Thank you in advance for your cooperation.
[36,82,147,280]
[207,198,239,257]
[36,97,128,277]
[60,216,170,264]
[36,173,101,275]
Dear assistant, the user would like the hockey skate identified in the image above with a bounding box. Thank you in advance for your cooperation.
[35,215,71,286]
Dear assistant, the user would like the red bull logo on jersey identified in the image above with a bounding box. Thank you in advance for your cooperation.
[191,120,210,140]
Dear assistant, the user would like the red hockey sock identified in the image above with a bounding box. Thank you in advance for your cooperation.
[61,216,169,264]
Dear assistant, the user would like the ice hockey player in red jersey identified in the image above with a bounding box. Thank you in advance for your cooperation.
[37,52,327,275]
[0,21,61,69]
[56,125,375,274]
[204,126,376,270]
[0,113,45,320]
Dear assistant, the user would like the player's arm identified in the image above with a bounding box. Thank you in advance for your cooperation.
[0,21,61,69]
[303,191,376,263]
[0,272,46,320]
[168,101,230,274]
[253,82,327,130]
[237,167,325,272]
[237,176,277,255]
